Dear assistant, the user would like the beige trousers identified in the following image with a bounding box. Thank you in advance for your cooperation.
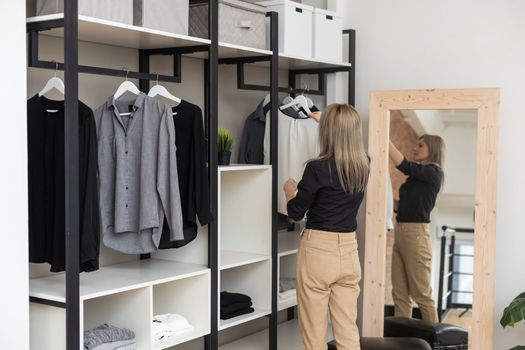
[296,229,361,350]
[391,223,439,323]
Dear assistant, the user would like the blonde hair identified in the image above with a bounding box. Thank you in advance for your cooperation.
[316,103,369,193]
[420,134,445,167]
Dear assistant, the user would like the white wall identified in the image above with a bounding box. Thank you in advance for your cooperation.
[338,0,525,347]
[0,1,29,349]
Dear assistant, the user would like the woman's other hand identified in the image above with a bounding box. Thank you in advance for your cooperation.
[284,178,298,201]
[309,111,322,123]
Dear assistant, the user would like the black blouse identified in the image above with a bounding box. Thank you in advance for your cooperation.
[27,95,100,272]
[396,158,443,223]
[159,100,213,249]
[287,159,366,233]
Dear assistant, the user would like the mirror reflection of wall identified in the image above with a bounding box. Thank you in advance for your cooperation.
[385,109,477,333]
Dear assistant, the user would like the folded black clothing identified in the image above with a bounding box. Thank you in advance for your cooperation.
[220,291,252,307]
[220,307,255,320]
[221,301,253,317]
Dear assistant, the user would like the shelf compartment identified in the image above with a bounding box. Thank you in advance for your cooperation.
[278,254,297,311]
[220,250,271,270]
[152,273,211,349]
[219,167,272,258]
[219,164,272,172]
[278,230,301,257]
[83,287,152,350]
[219,260,271,331]
[29,259,209,303]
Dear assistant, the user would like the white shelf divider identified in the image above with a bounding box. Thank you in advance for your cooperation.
[218,164,272,172]
[220,250,271,270]
[219,307,272,331]
[30,259,209,302]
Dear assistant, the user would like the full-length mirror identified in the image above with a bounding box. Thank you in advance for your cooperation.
[385,109,477,333]
[362,89,499,350]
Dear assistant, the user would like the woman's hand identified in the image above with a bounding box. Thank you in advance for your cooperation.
[284,178,298,201]
[309,111,322,123]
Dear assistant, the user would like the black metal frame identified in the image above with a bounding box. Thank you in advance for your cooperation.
[26,1,355,348]
[437,226,474,321]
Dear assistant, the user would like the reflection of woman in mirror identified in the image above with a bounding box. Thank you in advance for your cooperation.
[389,135,445,323]
[284,105,369,349]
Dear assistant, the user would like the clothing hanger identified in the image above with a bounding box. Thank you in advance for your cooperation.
[280,95,312,116]
[38,62,65,98]
[114,69,140,116]
[148,74,181,113]
[300,84,320,112]
[38,62,65,113]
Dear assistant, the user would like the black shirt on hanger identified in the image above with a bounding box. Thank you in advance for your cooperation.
[27,95,100,272]
[287,159,366,233]
[396,158,443,223]
[159,100,213,249]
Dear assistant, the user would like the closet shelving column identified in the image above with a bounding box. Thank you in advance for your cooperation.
[26,1,219,349]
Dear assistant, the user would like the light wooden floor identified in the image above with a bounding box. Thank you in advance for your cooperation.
[443,308,472,333]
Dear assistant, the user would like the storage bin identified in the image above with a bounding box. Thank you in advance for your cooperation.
[189,0,267,50]
[312,8,342,61]
[36,0,133,25]
[257,0,313,58]
[134,0,188,35]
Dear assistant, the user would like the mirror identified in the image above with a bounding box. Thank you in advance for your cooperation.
[362,89,499,350]
[385,109,477,333]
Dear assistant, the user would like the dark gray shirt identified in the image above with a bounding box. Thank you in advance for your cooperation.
[238,99,268,164]
[94,93,183,254]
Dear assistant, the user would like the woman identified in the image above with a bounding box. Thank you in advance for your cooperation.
[389,135,445,323]
[284,104,369,350]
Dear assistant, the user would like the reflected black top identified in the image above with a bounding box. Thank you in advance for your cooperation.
[396,158,443,223]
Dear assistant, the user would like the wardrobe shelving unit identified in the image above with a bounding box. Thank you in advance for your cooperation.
[25,1,354,349]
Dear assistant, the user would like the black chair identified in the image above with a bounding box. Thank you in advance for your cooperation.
[384,317,468,349]
[327,337,432,350]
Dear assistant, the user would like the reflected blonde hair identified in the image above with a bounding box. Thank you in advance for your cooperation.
[420,134,445,167]
[316,103,369,193]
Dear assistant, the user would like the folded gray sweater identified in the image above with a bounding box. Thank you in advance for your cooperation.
[84,324,135,350]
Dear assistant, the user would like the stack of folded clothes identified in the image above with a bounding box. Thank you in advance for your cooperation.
[84,324,136,350]
[220,291,254,320]
[279,277,296,300]
[152,313,194,343]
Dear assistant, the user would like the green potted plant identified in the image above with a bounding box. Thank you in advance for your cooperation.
[218,128,235,166]
[500,291,525,350]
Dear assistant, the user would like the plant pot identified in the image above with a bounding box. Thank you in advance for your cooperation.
[218,151,232,166]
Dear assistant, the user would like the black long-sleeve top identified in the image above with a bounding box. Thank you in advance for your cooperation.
[396,158,443,223]
[159,100,213,249]
[27,95,100,272]
[287,159,366,233]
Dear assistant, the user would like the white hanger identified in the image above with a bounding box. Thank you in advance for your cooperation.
[148,74,181,111]
[38,62,65,98]
[114,69,140,101]
[280,94,312,115]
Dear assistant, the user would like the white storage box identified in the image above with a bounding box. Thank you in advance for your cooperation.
[258,0,313,58]
[189,0,267,50]
[313,8,342,61]
[134,0,188,35]
[36,0,133,25]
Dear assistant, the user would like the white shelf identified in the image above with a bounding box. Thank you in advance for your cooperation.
[27,15,352,68]
[220,250,271,270]
[27,14,210,50]
[278,230,301,257]
[219,307,271,331]
[278,53,352,70]
[219,164,272,172]
[278,295,297,311]
[219,318,334,350]
[30,259,209,303]
[153,327,210,350]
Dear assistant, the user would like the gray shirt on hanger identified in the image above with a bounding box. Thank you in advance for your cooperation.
[94,93,183,254]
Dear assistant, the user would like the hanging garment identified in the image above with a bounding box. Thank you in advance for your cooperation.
[27,95,100,273]
[94,93,183,254]
[238,98,270,164]
[159,100,213,249]
[264,108,319,215]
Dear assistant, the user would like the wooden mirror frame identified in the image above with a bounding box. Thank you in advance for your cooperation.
[362,88,499,350]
